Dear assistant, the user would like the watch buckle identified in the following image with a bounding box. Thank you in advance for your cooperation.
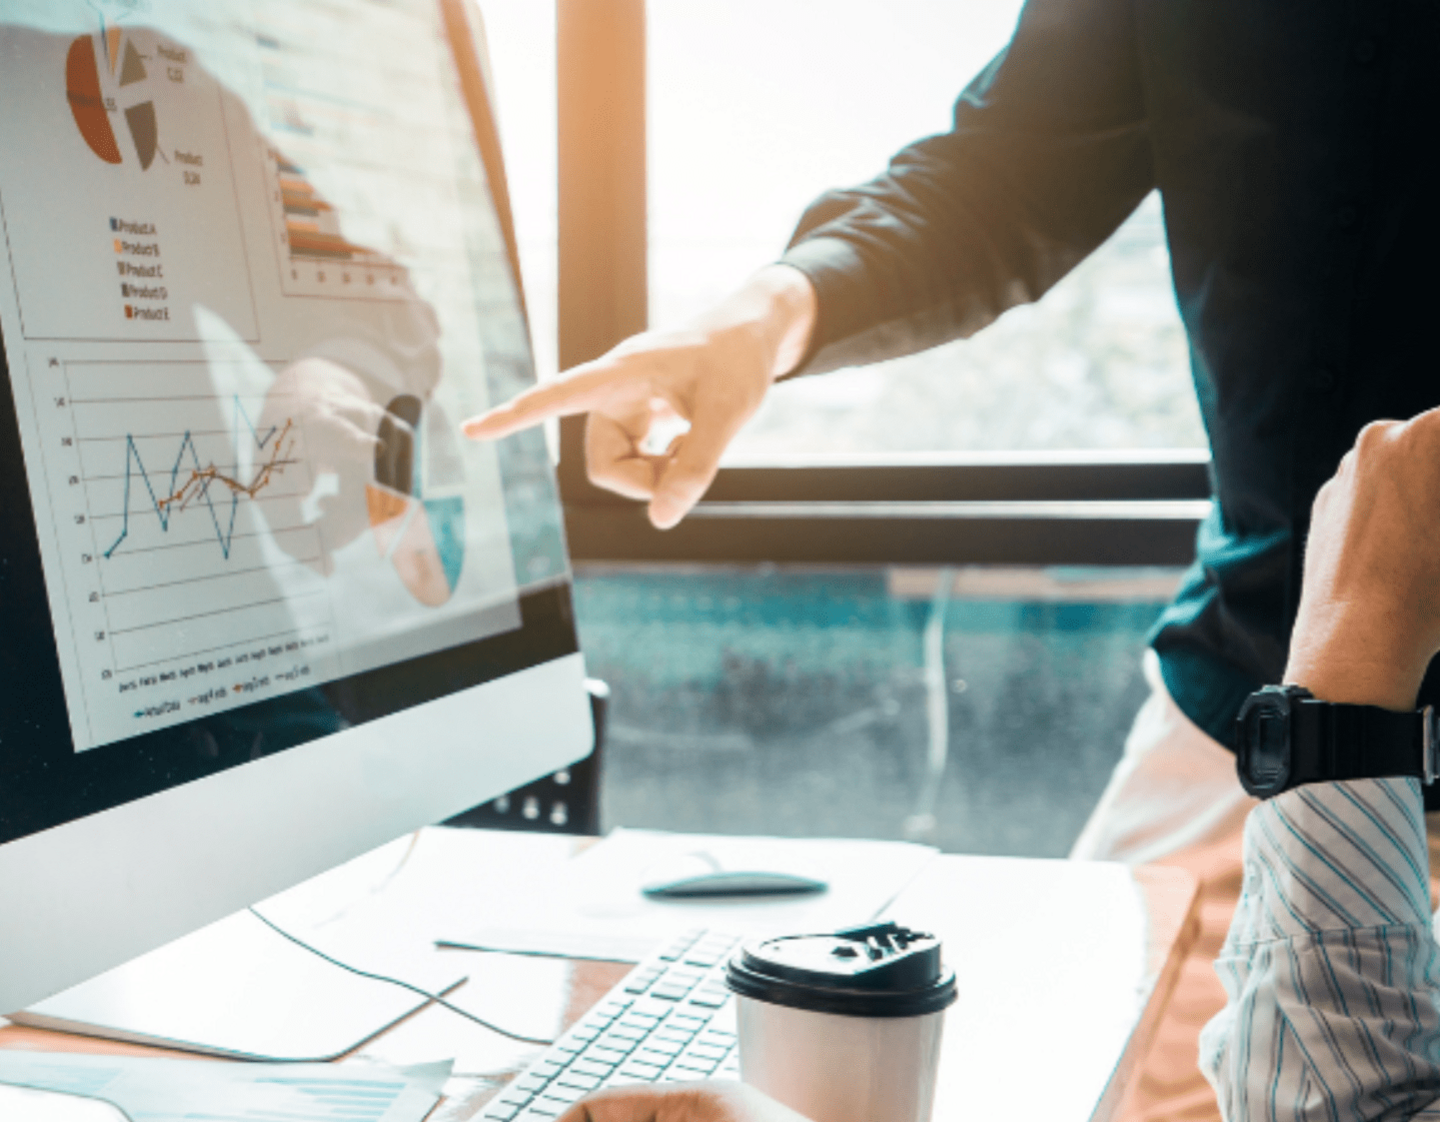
[1425,706,1438,786]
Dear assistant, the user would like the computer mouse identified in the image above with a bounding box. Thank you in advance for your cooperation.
[641,868,829,899]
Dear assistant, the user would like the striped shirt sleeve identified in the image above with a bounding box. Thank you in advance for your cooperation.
[1199,778,1440,1120]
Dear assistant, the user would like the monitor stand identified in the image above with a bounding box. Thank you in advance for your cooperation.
[10,909,465,1061]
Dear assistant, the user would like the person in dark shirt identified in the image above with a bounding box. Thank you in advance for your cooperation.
[466,1,1439,1116]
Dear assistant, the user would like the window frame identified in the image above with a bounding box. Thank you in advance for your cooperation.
[554,0,1209,568]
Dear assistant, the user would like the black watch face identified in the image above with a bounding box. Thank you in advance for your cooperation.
[1238,692,1292,796]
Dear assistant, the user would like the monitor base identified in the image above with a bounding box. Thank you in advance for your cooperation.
[11,909,464,1061]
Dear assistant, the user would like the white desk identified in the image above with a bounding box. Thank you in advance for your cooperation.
[0,827,1197,1122]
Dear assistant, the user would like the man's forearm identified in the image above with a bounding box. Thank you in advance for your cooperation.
[1200,778,1440,1120]
[777,0,1152,377]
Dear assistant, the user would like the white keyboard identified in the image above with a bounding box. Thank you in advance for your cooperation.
[480,929,743,1121]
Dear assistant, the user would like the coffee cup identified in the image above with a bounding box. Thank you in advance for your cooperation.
[724,921,957,1122]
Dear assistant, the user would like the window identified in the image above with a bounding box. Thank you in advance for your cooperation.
[647,0,1205,458]
[475,0,558,381]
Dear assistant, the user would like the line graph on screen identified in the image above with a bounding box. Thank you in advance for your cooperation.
[66,361,327,673]
[104,405,297,560]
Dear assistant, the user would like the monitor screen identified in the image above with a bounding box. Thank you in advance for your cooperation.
[0,0,577,847]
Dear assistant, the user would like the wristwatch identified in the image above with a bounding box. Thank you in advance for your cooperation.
[1235,684,1440,799]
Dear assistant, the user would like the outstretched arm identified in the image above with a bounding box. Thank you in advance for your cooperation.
[464,0,1150,527]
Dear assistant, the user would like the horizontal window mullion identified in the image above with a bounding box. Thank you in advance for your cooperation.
[564,505,1202,566]
[563,457,1214,506]
[684,500,1211,521]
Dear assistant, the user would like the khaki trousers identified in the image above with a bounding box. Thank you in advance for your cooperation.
[1069,653,1255,1122]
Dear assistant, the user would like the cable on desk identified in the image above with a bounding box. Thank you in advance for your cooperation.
[247,907,555,1046]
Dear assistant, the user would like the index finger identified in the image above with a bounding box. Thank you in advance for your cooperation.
[463,361,627,441]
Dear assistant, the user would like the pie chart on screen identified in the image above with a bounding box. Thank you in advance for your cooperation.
[65,26,162,170]
[364,395,466,607]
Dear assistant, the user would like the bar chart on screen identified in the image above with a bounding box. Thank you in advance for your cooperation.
[252,0,482,301]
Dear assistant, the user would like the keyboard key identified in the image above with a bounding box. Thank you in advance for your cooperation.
[478,930,748,1122]
[623,970,664,994]
[556,1071,603,1093]
[618,1059,663,1080]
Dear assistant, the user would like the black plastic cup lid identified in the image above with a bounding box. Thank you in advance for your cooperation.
[725,921,957,1018]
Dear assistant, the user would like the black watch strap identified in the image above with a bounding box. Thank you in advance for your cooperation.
[1288,699,1435,788]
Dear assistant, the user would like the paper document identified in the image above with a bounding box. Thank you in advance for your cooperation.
[0,1051,450,1122]
[443,829,937,962]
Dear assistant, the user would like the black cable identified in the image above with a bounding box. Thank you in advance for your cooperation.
[247,907,555,1046]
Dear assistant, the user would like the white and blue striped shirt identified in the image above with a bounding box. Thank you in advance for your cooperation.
[1200,778,1440,1120]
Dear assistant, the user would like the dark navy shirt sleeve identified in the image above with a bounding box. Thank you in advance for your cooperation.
[778,0,1152,376]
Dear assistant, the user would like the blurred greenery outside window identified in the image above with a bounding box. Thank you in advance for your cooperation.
[574,564,1179,855]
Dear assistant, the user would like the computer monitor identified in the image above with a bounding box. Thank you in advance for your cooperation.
[0,0,591,1014]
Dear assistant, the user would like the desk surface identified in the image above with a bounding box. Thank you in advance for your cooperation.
[0,828,1198,1122]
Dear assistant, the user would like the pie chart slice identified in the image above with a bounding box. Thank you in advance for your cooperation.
[390,500,451,607]
[364,484,465,606]
[66,35,122,164]
[365,483,410,558]
[125,101,159,170]
[423,497,465,594]
[119,39,147,87]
